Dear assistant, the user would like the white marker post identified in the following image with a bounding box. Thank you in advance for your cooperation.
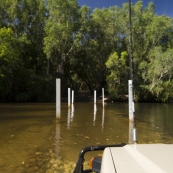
[94,90,96,104]
[128,80,134,121]
[56,79,61,119]
[102,88,104,108]
[129,81,137,143]
[72,90,74,104]
[68,88,71,108]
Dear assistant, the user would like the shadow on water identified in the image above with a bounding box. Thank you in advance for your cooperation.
[0,102,173,173]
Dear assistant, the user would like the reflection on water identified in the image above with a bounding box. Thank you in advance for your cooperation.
[55,123,60,157]
[129,121,134,144]
[93,104,97,126]
[135,103,173,143]
[101,108,105,131]
[67,105,75,129]
[0,102,173,173]
[67,108,71,129]
[71,104,74,122]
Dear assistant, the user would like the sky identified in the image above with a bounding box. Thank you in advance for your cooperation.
[77,0,173,18]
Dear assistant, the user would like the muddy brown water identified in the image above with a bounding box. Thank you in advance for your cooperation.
[0,102,173,172]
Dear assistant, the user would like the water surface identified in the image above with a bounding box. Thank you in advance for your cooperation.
[0,102,173,173]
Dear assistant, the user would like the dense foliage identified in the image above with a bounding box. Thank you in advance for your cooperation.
[0,0,173,102]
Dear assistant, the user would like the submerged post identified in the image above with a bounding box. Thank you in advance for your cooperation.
[94,90,96,104]
[72,90,74,104]
[68,88,71,108]
[56,79,61,119]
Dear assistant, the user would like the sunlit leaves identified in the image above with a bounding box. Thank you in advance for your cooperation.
[143,47,173,95]
[105,51,128,96]
[44,0,80,75]
[0,27,19,63]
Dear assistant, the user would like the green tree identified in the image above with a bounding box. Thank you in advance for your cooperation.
[105,51,128,98]
[0,0,50,101]
[44,0,80,76]
[0,27,20,100]
[123,1,173,101]
[73,6,127,93]
[0,0,47,74]
[141,47,173,102]
[1,0,173,102]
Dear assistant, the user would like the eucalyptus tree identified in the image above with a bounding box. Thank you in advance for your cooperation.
[91,4,130,97]
[44,1,128,93]
[0,27,20,73]
[0,1,8,28]
[69,5,96,92]
[0,0,47,74]
[126,1,157,100]
[105,51,128,98]
[0,27,21,100]
[103,1,173,101]
[130,1,173,101]
[85,6,127,92]
[141,47,173,102]
[44,0,81,78]
[0,0,50,101]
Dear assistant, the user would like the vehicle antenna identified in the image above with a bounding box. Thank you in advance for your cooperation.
[128,0,137,143]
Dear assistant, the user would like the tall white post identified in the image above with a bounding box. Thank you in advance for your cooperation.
[128,80,134,121]
[56,79,61,119]
[102,88,104,108]
[68,88,71,108]
[72,90,74,104]
[94,90,96,104]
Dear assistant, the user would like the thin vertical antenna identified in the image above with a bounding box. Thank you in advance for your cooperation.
[128,0,133,81]
[128,0,134,121]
